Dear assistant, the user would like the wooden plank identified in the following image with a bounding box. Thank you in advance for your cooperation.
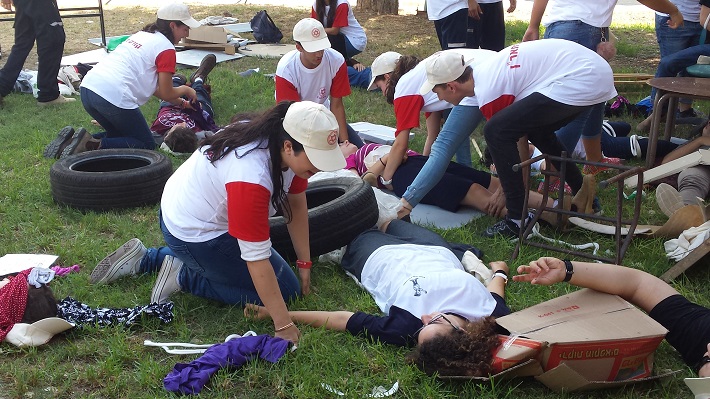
[178,42,236,55]
[660,240,710,282]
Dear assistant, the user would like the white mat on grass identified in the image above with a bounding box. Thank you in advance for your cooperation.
[61,48,244,67]
[410,203,483,229]
[350,122,414,145]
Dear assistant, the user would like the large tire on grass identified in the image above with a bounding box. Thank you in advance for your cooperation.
[269,177,378,260]
[50,149,173,211]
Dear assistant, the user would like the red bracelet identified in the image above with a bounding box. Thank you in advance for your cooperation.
[296,260,312,269]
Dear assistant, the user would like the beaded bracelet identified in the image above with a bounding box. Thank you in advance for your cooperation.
[275,322,295,332]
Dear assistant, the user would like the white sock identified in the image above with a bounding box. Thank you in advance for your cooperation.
[194,77,203,83]
[510,218,522,227]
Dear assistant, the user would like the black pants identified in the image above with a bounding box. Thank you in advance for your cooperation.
[0,0,65,101]
[484,93,587,219]
[466,2,505,51]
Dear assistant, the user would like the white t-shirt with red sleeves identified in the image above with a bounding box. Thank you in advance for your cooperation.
[80,31,176,109]
[392,48,493,135]
[425,0,468,21]
[473,39,617,120]
[311,0,367,52]
[275,48,351,110]
[160,142,307,262]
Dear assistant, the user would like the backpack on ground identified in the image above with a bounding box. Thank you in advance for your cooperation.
[250,10,283,44]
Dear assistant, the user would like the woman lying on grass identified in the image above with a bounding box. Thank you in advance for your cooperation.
[246,219,510,376]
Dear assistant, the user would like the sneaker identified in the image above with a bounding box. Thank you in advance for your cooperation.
[461,250,492,283]
[151,255,183,304]
[678,108,698,118]
[583,157,622,175]
[59,128,100,158]
[37,95,76,106]
[537,179,572,195]
[90,238,147,284]
[43,126,75,159]
[189,54,217,84]
[656,183,684,218]
[481,216,527,239]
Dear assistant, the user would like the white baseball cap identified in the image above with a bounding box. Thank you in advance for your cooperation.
[283,102,346,171]
[367,51,402,91]
[419,51,474,95]
[4,317,74,348]
[293,18,331,53]
[157,3,201,29]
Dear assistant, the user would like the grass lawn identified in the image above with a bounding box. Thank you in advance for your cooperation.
[1,3,709,398]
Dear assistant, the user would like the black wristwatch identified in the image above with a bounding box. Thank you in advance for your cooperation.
[563,260,574,282]
[696,355,710,374]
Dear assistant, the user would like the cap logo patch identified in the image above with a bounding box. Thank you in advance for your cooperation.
[327,131,338,145]
[311,28,321,38]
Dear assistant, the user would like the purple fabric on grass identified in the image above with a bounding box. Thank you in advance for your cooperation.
[163,334,289,394]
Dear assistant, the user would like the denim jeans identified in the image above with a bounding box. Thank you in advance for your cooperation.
[138,246,175,274]
[80,87,157,149]
[348,66,372,90]
[653,15,702,104]
[543,20,606,51]
[0,0,65,101]
[159,212,301,305]
[651,44,710,102]
[402,105,484,207]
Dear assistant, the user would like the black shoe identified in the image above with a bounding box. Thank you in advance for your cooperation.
[482,217,522,239]
[189,54,217,84]
[678,108,699,118]
[44,126,75,158]
[173,73,187,86]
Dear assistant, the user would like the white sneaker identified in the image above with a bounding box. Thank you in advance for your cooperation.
[461,250,492,284]
[151,255,183,304]
[90,238,147,284]
[656,183,684,218]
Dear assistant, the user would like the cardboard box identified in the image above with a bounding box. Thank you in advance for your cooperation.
[186,26,228,44]
[443,289,677,392]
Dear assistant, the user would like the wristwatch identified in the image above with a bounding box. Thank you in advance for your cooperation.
[563,260,574,282]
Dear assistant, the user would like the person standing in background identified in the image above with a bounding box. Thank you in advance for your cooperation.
[0,0,73,106]
[466,0,516,51]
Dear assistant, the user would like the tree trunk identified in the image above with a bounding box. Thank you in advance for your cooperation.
[358,0,399,15]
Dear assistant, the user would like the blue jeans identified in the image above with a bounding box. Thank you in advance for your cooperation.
[651,44,710,102]
[543,20,606,51]
[80,87,157,150]
[159,213,301,305]
[347,66,372,90]
[402,105,484,207]
[654,15,702,104]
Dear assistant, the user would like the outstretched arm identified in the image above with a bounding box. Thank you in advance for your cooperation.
[513,257,679,313]
[245,304,354,331]
[637,0,683,28]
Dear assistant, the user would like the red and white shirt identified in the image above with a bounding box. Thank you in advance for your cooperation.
[393,49,492,136]
[311,0,367,52]
[81,31,176,109]
[275,48,351,110]
[473,39,617,120]
[161,142,307,262]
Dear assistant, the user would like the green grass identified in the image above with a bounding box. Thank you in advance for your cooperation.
[0,4,708,399]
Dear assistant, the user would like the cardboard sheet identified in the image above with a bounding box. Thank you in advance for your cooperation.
[238,43,295,59]
[61,48,243,68]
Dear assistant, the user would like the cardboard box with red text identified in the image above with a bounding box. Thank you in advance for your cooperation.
[443,289,677,392]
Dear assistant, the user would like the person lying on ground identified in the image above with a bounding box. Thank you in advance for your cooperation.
[514,256,710,377]
[339,141,565,224]
[88,101,347,345]
[245,219,511,377]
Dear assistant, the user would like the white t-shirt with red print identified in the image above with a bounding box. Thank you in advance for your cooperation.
[311,0,367,52]
[81,31,176,109]
[161,142,307,262]
[473,39,617,120]
[275,48,351,110]
[393,48,493,136]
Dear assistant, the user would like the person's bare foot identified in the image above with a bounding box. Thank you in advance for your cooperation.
[244,303,270,320]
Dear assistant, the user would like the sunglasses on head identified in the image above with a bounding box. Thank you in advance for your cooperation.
[413,313,460,337]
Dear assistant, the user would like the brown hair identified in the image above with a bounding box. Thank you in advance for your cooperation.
[143,19,184,44]
[385,55,420,105]
[406,316,499,377]
[22,285,58,324]
[314,0,338,28]
[164,126,198,154]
